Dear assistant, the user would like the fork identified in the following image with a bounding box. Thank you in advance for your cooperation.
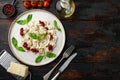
[43,45,75,80]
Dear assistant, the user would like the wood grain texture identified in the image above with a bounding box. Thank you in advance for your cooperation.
[0,0,120,80]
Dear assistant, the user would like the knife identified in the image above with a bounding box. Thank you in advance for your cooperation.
[51,53,77,80]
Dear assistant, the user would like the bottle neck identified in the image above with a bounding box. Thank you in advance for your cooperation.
[60,0,70,9]
[61,0,70,2]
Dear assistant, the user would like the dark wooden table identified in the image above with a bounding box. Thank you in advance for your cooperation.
[0,0,120,80]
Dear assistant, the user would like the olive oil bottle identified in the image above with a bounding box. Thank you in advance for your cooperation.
[56,0,75,18]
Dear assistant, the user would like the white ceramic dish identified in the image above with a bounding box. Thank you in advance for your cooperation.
[8,9,65,66]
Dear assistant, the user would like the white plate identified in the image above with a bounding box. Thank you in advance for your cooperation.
[8,9,65,66]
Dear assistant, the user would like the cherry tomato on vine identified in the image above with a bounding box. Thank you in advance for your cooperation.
[31,0,37,8]
[23,1,31,9]
[37,1,43,8]
[45,0,51,3]
[44,1,50,8]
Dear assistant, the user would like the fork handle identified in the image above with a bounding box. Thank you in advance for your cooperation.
[43,57,64,80]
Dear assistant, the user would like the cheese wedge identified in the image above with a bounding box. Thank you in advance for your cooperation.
[7,62,29,77]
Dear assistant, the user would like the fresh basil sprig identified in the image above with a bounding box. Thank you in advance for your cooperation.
[17,14,32,25]
[38,33,47,40]
[35,55,44,63]
[12,37,18,47]
[17,47,25,52]
[46,52,56,58]
[27,14,32,23]
[12,37,25,52]
[53,20,61,32]
[17,20,27,25]
[29,33,46,40]
[35,52,56,63]
[28,33,38,39]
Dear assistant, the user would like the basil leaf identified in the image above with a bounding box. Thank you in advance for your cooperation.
[12,37,25,52]
[29,33,46,40]
[29,33,38,39]
[35,52,56,63]
[17,20,27,25]
[53,20,61,32]
[46,52,56,58]
[27,14,32,23]
[17,47,25,52]
[35,55,44,63]
[17,14,32,25]
[12,37,18,47]
[38,33,46,40]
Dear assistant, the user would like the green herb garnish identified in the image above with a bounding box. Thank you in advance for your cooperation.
[28,33,38,39]
[12,37,18,47]
[17,20,27,25]
[35,52,56,63]
[35,55,44,63]
[26,14,32,23]
[29,33,46,40]
[38,33,46,40]
[17,47,25,52]
[46,52,56,58]
[53,20,61,32]
[12,37,25,52]
[17,14,32,25]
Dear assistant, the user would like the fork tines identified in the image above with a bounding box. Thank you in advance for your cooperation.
[65,45,75,54]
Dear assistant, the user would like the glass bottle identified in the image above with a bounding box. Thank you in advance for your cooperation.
[55,0,75,18]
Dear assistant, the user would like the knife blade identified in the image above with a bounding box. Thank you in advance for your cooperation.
[51,53,77,80]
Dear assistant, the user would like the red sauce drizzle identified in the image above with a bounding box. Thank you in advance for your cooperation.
[31,48,39,53]
[48,44,53,51]
[39,20,45,26]
[20,28,24,36]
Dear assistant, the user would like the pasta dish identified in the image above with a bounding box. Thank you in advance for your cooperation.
[20,20,57,54]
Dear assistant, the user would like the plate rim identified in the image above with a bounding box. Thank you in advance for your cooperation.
[8,9,66,66]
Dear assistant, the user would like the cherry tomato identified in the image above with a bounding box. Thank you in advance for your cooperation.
[23,1,31,9]
[31,0,37,8]
[44,1,50,8]
[45,0,51,3]
[48,44,53,51]
[37,1,43,8]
